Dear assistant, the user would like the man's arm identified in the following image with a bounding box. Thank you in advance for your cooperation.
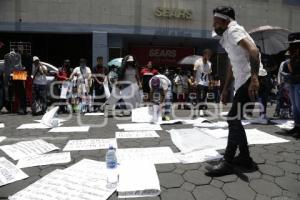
[220,61,233,105]
[238,38,260,76]
[238,38,260,101]
[223,61,233,91]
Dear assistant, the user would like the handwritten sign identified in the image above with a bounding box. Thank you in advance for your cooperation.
[116,147,179,164]
[0,157,28,187]
[17,152,71,168]
[115,131,159,139]
[63,138,117,151]
[0,139,59,160]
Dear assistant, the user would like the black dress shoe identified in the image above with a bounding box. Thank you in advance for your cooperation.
[205,160,234,177]
[233,155,258,170]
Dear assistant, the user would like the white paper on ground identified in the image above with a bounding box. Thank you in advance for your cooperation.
[49,126,90,133]
[0,137,6,143]
[194,121,250,128]
[202,128,290,145]
[132,107,159,123]
[175,149,222,164]
[84,112,104,116]
[116,147,180,164]
[246,129,289,145]
[17,123,50,129]
[220,111,228,116]
[17,152,71,168]
[0,123,4,128]
[169,128,227,153]
[35,118,66,123]
[116,131,159,139]
[0,139,59,160]
[182,117,210,125]
[272,120,294,130]
[193,121,228,128]
[0,157,28,187]
[271,119,294,124]
[9,167,115,200]
[117,161,160,198]
[63,138,118,151]
[65,159,107,175]
[200,128,228,138]
[117,123,162,131]
[40,106,59,127]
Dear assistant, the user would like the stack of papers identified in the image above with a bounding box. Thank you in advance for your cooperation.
[117,162,160,198]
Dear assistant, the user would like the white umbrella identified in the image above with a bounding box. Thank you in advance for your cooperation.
[249,26,291,55]
[178,55,202,65]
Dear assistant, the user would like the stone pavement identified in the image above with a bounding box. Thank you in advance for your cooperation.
[0,105,299,200]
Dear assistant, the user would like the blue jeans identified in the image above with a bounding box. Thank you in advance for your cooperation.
[289,84,300,126]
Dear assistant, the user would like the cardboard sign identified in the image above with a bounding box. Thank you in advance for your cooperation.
[12,71,27,80]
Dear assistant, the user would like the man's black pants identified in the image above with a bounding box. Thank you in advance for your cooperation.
[196,84,208,110]
[224,78,253,162]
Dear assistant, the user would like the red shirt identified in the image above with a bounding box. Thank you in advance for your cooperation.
[140,68,158,76]
[56,67,71,81]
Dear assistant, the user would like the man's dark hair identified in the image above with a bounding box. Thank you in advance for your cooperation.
[97,56,103,61]
[213,6,235,20]
[203,49,212,55]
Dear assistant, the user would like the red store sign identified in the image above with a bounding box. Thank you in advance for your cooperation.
[130,46,194,66]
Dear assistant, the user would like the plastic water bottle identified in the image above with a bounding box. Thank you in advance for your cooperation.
[106,146,118,189]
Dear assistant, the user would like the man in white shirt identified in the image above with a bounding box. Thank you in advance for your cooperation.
[193,49,212,116]
[206,6,263,176]
[69,58,92,113]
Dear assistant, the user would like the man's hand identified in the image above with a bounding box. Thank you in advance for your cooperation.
[248,75,260,101]
[221,89,229,105]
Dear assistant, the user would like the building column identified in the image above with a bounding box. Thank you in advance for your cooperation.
[92,31,108,67]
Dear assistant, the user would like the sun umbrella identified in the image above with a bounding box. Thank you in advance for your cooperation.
[249,26,291,55]
[107,58,123,68]
[178,55,202,65]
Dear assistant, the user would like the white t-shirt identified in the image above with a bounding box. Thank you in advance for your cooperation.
[72,66,91,83]
[32,64,47,85]
[149,74,171,91]
[194,58,212,86]
[219,21,266,90]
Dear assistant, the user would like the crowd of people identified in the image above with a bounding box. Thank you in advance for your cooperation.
[0,5,299,178]
[0,46,298,123]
